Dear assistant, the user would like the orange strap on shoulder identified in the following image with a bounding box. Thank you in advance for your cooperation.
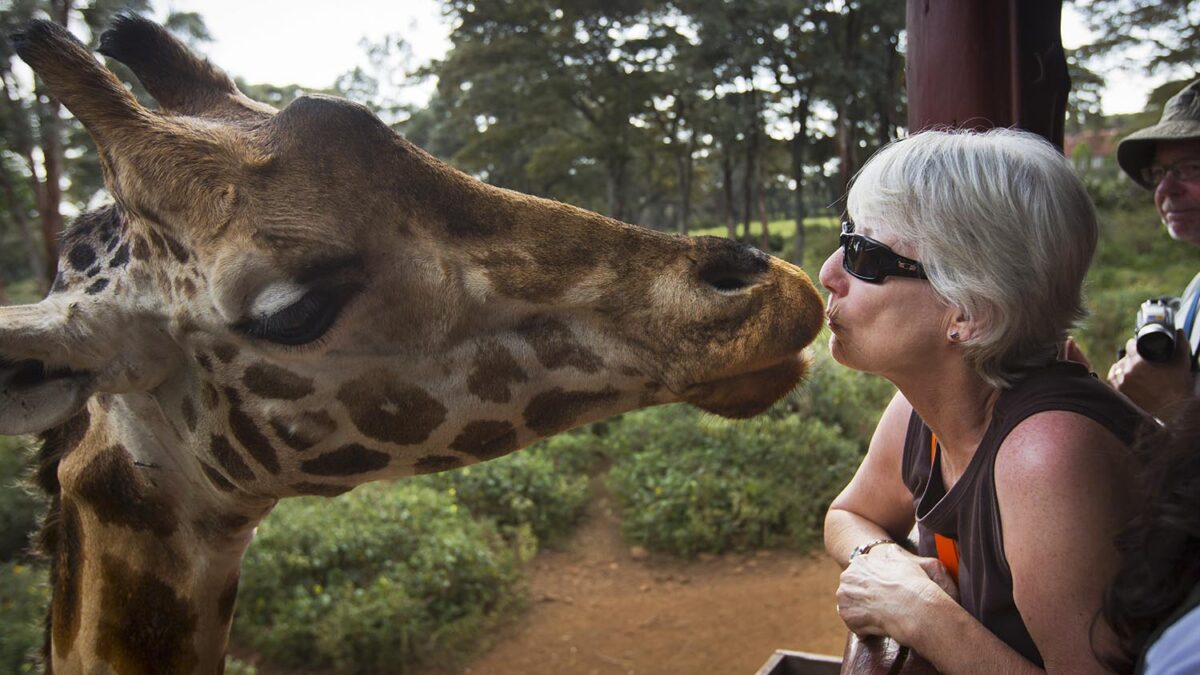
[930,433,961,583]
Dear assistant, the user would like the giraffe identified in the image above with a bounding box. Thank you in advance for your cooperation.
[0,17,824,675]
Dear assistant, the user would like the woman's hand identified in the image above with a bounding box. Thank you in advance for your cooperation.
[835,545,958,644]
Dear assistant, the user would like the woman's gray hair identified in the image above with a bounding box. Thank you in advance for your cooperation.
[847,128,1097,388]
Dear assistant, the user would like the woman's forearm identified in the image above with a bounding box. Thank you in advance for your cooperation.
[824,506,903,567]
[902,586,1044,675]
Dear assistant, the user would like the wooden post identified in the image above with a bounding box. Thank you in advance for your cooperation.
[906,0,1069,149]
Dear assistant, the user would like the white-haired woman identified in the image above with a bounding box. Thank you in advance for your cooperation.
[822,129,1148,674]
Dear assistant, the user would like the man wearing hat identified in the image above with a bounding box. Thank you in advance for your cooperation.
[1109,79,1200,418]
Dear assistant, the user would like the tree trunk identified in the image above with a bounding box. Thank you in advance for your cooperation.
[37,102,64,285]
[606,155,627,222]
[722,151,737,240]
[790,96,810,266]
[32,0,73,286]
[835,100,855,214]
[0,163,49,293]
[757,161,771,252]
[742,107,758,244]
[677,147,693,236]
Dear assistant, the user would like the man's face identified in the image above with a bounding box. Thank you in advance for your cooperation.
[1153,140,1200,247]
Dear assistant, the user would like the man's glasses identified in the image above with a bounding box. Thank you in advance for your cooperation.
[839,220,928,283]
[1141,159,1200,186]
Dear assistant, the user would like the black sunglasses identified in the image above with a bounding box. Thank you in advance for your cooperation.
[839,220,928,283]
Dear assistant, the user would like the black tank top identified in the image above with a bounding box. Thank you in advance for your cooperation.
[901,361,1146,667]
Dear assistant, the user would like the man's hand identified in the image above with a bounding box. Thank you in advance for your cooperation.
[1107,329,1195,418]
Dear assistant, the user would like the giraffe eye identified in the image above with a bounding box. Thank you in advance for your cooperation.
[236,285,358,346]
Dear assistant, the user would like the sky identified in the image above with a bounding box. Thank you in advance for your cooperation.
[150,1,1159,117]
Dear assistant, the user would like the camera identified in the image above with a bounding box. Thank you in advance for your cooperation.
[1133,297,1179,363]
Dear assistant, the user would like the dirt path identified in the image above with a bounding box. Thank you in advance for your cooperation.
[434,486,848,675]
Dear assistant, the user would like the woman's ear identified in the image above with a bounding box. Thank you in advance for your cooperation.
[946,309,980,343]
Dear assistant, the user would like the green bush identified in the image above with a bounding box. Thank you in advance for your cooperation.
[787,343,896,448]
[605,405,862,557]
[0,436,43,562]
[0,562,48,674]
[418,438,593,547]
[236,483,523,674]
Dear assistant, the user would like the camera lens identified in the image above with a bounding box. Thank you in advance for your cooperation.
[1136,327,1176,362]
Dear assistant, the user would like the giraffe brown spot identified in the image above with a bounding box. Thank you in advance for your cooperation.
[148,229,169,257]
[212,343,238,364]
[67,242,97,272]
[203,382,220,410]
[200,461,237,492]
[414,455,463,474]
[217,573,240,627]
[269,411,336,452]
[195,352,214,373]
[292,481,353,497]
[131,234,151,261]
[109,242,130,268]
[86,277,110,295]
[243,363,315,401]
[210,435,255,483]
[480,250,567,303]
[97,554,199,675]
[300,444,391,476]
[467,341,528,403]
[162,232,191,264]
[75,445,177,538]
[180,276,197,298]
[148,229,191,264]
[519,316,603,373]
[226,388,281,474]
[523,387,620,436]
[450,420,519,461]
[337,375,447,446]
[51,499,84,656]
[181,396,197,432]
[35,408,91,496]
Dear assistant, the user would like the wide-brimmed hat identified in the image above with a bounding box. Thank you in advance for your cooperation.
[1117,79,1200,189]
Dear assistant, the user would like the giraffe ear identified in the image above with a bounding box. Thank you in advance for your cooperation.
[0,303,98,435]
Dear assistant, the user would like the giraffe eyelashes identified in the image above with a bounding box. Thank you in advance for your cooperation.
[235,284,361,346]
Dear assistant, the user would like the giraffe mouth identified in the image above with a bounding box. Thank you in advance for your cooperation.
[680,352,809,419]
[0,358,96,435]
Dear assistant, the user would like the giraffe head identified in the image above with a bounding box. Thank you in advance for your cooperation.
[2,17,823,498]
[2,17,824,673]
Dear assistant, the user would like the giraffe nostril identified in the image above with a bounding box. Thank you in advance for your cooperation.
[708,276,752,292]
[697,260,764,294]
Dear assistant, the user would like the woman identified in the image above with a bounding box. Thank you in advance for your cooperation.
[1103,401,1200,675]
[822,129,1147,674]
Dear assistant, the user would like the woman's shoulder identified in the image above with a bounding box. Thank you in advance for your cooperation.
[999,361,1148,445]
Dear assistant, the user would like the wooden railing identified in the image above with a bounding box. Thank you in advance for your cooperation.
[757,634,938,675]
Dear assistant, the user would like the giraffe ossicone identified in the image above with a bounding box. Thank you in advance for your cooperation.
[0,16,824,674]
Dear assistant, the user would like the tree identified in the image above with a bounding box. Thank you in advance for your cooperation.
[1074,0,1200,78]
[430,0,674,221]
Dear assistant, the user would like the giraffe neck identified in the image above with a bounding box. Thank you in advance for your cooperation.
[41,402,274,675]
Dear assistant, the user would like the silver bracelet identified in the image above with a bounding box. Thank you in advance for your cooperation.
[849,538,897,561]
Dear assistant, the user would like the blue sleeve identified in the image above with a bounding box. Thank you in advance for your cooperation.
[1144,606,1200,675]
